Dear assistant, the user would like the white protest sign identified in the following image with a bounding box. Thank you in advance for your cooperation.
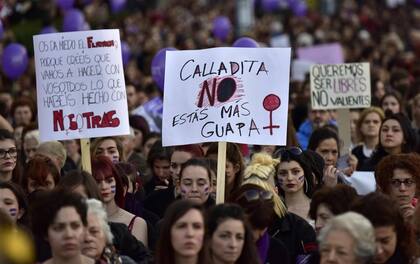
[310,62,371,110]
[162,48,291,146]
[346,171,376,195]
[33,29,130,142]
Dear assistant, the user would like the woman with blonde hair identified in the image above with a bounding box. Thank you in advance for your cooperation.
[235,153,317,263]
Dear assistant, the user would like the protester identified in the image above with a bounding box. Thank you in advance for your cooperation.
[318,212,376,264]
[144,141,173,195]
[375,153,420,220]
[91,137,125,163]
[309,184,358,234]
[0,181,28,226]
[352,107,385,169]
[155,200,207,264]
[31,190,94,264]
[0,129,19,183]
[352,192,418,264]
[92,156,148,246]
[205,203,260,264]
[20,156,60,194]
[381,91,404,115]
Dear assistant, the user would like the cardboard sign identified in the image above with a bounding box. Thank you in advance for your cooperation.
[33,29,130,142]
[297,43,344,64]
[162,47,291,146]
[310,62,371,110]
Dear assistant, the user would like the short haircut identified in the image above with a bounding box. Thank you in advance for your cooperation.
[35,141,67,168]
[375,153,420,196]
[309,184,358,220]
[318,212,376,264]
[86,199,113,243]
[307,127,340,154]
[21,156,60,193]
[31,190,87,238]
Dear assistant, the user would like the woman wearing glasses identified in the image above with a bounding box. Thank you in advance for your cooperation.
[275,146,316,223]
[375,153,420,221]
[0,129,19,183]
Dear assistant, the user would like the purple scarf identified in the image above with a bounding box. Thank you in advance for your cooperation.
[256,231,270,263]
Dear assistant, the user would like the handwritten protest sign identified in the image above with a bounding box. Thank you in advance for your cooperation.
[310,62,371,110]
[162,48,291,146]
[297,43,344,64]
[33,29,130,142]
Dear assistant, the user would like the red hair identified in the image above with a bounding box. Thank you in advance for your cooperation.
[174,144,204,157]
[21,156,60,193]
[91,156,125,208]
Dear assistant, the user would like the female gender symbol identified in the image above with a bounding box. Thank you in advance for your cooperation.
[263,94,281,135]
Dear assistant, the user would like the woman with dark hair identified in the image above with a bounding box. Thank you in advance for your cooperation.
[92,156,148,246]
[0,181,28,226]
[352,107,385,169]
[21,156,60,194]
[233,184,290,264]
[351,192,418,264]
[361,113,417,171]
[380,91,403,115]
[375,153,420,220]
[206,203,260,264]
[0,129,19,183]
[156,200,207,264]
[206,142,245,201]
[308,127,357,185]
[309,184,358,234]
[144,140,173,195]
[57,170,102,200]
[274,147,316,222]
[31,189,94,264]
[178,158,215,208]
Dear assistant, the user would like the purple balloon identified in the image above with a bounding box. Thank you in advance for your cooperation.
[40,26,58,34]
[291,1,307,17]
[56,0,75,10]
[262,0,280,12]
[212,16,231,41]
[62,9,85,32]
[121,41,131,67]
[1,43,29,80]
[110,0,127,13]
[0,20,3,40]
[151,47,176,92]
[233,37,260,48]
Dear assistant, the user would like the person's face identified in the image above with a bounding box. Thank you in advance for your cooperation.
[95,139,120,163]
[211,218,245,263]
[382,96,400,114]
[360,112,382,139]
[13,126,23,150]
[171,209,204,259]
[309,110,329,128]
[82,212,107,259]
[27,173,55,193]
[373,226,397,264]
[14,105,32,126]
[320,230,358,264]
[153,159,171,182]
[350,111,360,143]
[315,203,334,235]
[260,145,276,155]
[374,81,385,100]
[0,139,17,175]
[23,137,39,162]
[132,128,143,149]
[126,85,138,110]
[389,168,416,205]
[225,161,239,187]
[170,151,193,183]
[63,140,79,156]
[315,138,339,167]
[121,135,135,156]
[143,137,158,158]
[179,165,211,204]
[48,206,85,260]
[380,119,404,152]
[96,177,116,204]
[277,160,305,194]
[0,188,22,222]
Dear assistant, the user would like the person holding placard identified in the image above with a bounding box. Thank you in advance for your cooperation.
[91,156,148,247]
[352,107,385,170]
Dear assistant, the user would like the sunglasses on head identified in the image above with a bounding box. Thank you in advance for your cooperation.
[238,189,273,203]
[274,146,303,159]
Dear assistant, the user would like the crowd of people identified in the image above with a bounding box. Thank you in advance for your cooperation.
[0,0,420,264]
